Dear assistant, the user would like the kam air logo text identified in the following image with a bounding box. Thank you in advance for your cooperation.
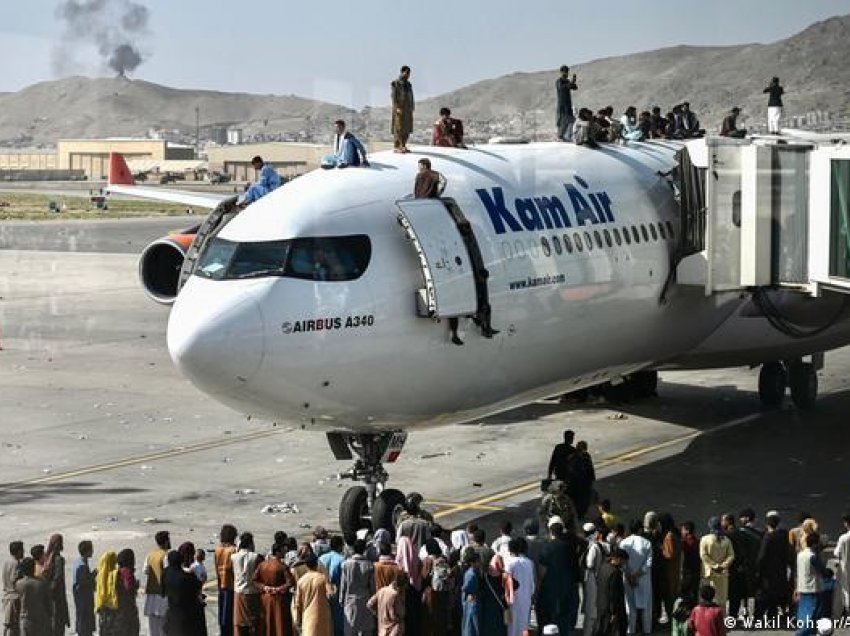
[476,176,616,235]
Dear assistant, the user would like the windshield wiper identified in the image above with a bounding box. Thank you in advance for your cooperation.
[231,269,286,280]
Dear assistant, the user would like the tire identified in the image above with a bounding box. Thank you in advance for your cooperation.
[339,486,370,537]
[789,363,817,410]
[758,362,786,408]
[372,488,406,534]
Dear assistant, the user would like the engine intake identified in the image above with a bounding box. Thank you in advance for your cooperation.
[138,237,188,305]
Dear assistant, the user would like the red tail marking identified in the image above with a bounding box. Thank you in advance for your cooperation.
[108,153,135,186]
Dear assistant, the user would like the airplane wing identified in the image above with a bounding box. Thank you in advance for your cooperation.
[105,153,231,210]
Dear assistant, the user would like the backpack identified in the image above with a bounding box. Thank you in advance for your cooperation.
[430,557,450,592]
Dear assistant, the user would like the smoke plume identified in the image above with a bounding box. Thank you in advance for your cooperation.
[53,0,151,77]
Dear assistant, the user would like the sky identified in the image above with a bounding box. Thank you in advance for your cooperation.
[2,0,850,107]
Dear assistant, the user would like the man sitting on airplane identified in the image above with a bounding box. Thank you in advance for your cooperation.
[237,156,282,207]
[720,107,747,138]
[680,102,702,138]
[432,108,466,148]
[322,120,370,169]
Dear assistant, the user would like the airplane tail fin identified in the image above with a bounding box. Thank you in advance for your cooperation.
[108,153,135,186]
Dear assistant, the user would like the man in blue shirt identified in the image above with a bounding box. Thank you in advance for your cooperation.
[239,155,282,206]
[322,120,370,169]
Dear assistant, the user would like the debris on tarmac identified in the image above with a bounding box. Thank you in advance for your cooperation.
[235,489,258,495]
[261,502,300,515]
[142,517,169,524]
[608,412,628,420]
[420,450,452,459]
[472,482,483,488]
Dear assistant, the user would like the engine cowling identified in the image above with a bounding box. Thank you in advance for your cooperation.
[138,233,195,305]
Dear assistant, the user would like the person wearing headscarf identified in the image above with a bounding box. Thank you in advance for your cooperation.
[43,535,70,636]
[657,513,681,625]
[72,541,96,636]
[15,557,50,636]
[292,543,316,582]
[115,549,140,636]
[396,537,421,636]
[481,554,509,636]
[164,550,207,636]
[699,517,735,607]
[505,538,535,636]
[95,551,119,636]
[254,542,296,636]
[292,554,333,636]
[178,543,196,573]
[232,533,261,636]
[367,529,393,563]
[339,539,376,636]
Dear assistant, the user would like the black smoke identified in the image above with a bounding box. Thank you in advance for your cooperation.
[53,0,151,77]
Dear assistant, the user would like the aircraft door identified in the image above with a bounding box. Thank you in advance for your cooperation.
[395,198,479,319]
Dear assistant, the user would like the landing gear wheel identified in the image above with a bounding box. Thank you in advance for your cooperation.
[758,362,786,408]
[371,488,406,533]
[789,362,817,410]
[339,486,370,537]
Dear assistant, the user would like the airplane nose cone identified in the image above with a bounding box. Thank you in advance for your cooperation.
[167,286,265,394]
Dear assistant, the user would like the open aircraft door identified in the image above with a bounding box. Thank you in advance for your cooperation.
[395,198,480,319]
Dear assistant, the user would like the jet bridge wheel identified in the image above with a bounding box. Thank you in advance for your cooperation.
[758,362,787,408]
[339,486,370,536]
[788,362,817,410]
[371,488,407,533]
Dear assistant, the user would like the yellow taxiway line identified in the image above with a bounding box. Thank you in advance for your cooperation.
[431,412,762,520]
[0,426,292,491]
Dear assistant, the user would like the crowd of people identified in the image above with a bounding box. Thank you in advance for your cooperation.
[3,432,848,636]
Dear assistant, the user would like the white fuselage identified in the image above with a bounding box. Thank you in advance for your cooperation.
[165,142,850,432]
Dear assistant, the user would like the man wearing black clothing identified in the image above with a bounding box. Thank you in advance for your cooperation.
[755,512,792,618]
[722,514,750,619]
[738,509,764,615]
[548,430,576,483]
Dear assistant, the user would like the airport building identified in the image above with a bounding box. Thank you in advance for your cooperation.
[56,139,196,180]
[0,149,58,171]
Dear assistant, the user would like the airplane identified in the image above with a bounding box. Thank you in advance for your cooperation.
[107,135,850,537]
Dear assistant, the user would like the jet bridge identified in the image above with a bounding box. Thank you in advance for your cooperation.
[675,135,850,297]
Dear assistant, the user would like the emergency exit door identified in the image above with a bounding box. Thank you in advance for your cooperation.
[396,198,479,319]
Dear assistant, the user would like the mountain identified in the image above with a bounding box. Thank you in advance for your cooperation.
[1,14,849,147]
[412,14,850,136]
[0,76,354,147]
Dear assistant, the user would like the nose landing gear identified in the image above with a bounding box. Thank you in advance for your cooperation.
[326,431,409,537]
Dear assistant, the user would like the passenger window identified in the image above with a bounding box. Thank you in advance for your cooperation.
[584,231,593,251]
[658,222,666,240]
[552,236,562,255]
[593,231,603,249]
[574,232,584,252]
[541,237,552,257]
[563,234,573,254]
[649,224,658,241]
[632,226,641,243]
[666,221,675,239]
[641,224,650,242]
[613,228,622,246]
[623,228,631,245]
[286,235,371,281]
[603,229,613,248]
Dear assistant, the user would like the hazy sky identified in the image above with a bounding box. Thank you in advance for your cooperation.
[2,0,849,107]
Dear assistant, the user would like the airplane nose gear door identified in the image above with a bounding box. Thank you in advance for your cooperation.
[396,198,481,319]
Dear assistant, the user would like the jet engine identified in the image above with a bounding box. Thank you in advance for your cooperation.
[138,232,196,305]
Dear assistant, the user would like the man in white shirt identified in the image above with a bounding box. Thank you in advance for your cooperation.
[619,520,653,636]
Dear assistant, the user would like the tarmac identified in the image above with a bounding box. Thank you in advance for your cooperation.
[1,217,848,633]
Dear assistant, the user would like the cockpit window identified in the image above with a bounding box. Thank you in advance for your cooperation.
[196,235,371,282]
[285,236,371,282]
